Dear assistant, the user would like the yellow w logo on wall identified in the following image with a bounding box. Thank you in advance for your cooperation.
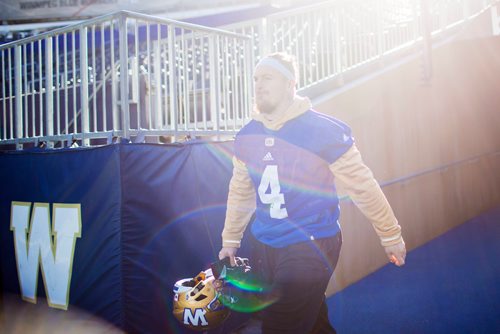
[10,202,82,310]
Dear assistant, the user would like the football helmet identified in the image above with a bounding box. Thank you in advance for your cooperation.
[173,269,228,331]
[173,258,252,331]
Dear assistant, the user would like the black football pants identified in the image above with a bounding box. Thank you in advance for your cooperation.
[249,232,342,334]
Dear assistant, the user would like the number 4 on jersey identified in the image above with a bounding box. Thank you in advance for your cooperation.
[258,165,288,219]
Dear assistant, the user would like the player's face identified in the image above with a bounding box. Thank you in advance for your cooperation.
[254,66,293,114]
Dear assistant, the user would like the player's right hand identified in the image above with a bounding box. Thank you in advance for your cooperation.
[384,240,406,267]
[218,247,238,266]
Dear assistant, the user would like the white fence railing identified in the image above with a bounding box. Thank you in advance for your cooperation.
[0,11,253,148]
[224,0,497,90]
[0,0,497,149]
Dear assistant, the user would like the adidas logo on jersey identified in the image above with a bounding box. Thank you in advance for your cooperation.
[263,152,274,161]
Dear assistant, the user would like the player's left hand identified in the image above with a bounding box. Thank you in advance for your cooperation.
[384,240,406,267]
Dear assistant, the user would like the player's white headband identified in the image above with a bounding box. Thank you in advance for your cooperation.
[255,57,296,81]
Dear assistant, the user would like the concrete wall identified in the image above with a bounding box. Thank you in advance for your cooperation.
[314,35,500,293]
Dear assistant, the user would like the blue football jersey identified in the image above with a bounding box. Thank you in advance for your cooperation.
[234,110,354,247]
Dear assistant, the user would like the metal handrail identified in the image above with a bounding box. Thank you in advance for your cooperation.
[0,11,246,49]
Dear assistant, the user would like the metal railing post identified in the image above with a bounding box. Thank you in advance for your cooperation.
[119,13,130,140]
[376,0,385,63]
[492,5,500,36]
[14,46,23,149]
[439,0,446,32]
[412,0,419,42]
[421,0,433,82]
[79,28,90,146]
[154,39,162,131]
[260,17,270,57]
[463,0,470,21]
[110,21,118,132]
[45,37,54,147]
[334,11,343,85]
[167,25,177,142]
[244,38,254,120]
[208,35,221,138]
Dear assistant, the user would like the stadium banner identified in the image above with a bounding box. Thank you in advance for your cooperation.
[0,141,249,333]
[0,144,123,326]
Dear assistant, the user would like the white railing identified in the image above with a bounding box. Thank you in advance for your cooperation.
[224,0,496,90]
[0,11,253,148]
[0,0,497,149]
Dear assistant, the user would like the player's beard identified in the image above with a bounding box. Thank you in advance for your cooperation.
[255,100,275,114]
[255,87,293,115]
[255,93,279,114]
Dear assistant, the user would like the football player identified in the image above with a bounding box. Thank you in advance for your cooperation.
[219,53,406,333]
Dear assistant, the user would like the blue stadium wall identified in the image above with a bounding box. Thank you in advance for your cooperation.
[0,141,250,333]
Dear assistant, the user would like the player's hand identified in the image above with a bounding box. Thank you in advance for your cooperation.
[218,247,238,266]
[384,240,406,267]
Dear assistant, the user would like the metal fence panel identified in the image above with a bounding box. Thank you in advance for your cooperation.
[0,11,252,148]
